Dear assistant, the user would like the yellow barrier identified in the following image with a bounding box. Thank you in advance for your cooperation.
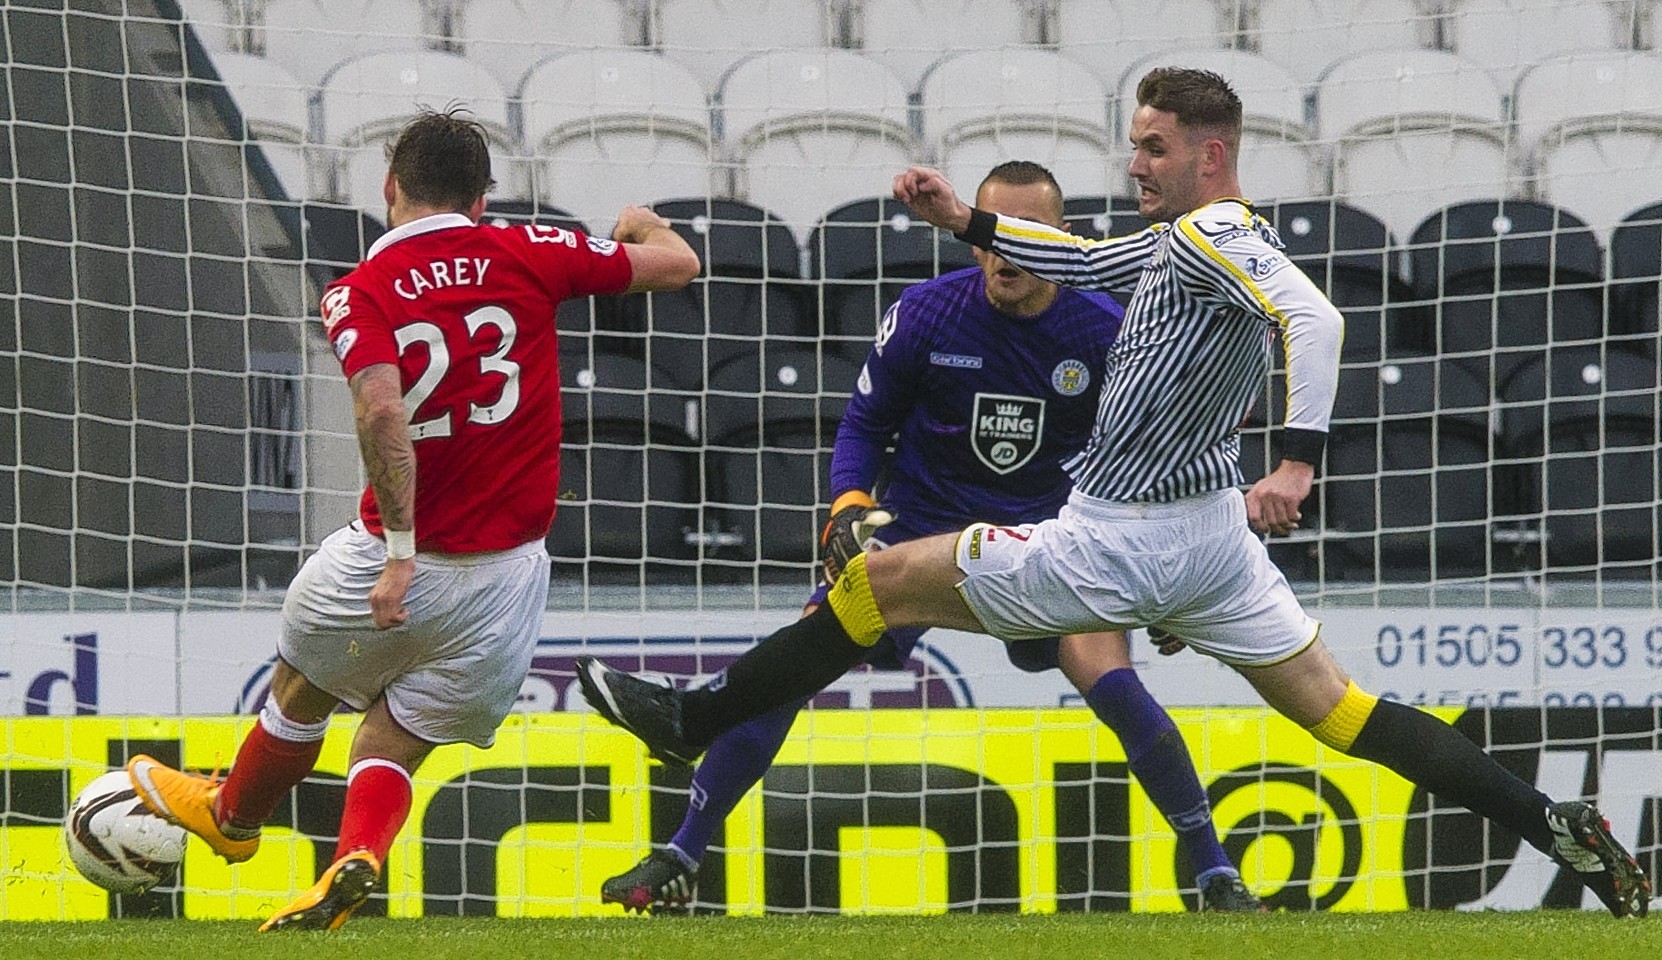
[0,709,1431,919]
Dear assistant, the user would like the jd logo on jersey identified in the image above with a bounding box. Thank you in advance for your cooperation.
[972,393,1044,475]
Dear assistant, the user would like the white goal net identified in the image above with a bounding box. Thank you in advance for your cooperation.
[0,0,1658,921]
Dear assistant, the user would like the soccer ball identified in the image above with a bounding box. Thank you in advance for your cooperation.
[63,770,187,894]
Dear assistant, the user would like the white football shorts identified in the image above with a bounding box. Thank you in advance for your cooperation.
[279,522,551,747]
[954,487,1318,666]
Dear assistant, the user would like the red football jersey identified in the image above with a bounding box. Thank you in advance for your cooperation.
[321,213,633,553]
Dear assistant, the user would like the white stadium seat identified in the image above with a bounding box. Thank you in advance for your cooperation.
[452,0,643,91]
[851,0,1038,93]
[258,0,437,87]
[1248,0,1436,85]
[1515,52,1662,240]
[211,52,314,199]
[649,0,840,93]
[1445,0,1629,87]
[1117,48,1317,202]
[1318,49,1511,241]
[719,49,917,240]
[319,51,522,210]
[1051,0,1239,86]
[919,49,1116,200]
[520,49,713,235]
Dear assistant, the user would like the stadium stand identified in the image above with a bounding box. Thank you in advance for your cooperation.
[209,51,312,200]
[650,0,843,93]
[719,49,917,241]
[851,0,1039,92]
[319,50,521,210]
[452,0,645,90]
[919,48,1117,200]
[1514,51,1662,242]
[258,0,439,87]
[1245,0,1436,84]
[1318,48,1511,244]
[1050,0,1242,85]
[519,48,712,236]
[1443,0,1632,87]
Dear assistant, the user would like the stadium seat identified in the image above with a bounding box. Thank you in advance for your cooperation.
[1262,200,1416,365]
[1445,0,1630,87]
[702,349,860,570]
[1051,0,1241,85]
[209,52,313,200]
[851,0,1038,92]
[808,197,976,356]
[1318,49,1510,244]
[318,51,521,211]
[478,199,589,235]
[719,50,918,243]
[1323,357,1501,581]
[258,0,437,87]
[1062,195,1146,239]
[919,49,1115,200]
[553,349,703,579]
[1514,53,1662,242]
[1408,200,1604,390]
[178,0,250,55]
[623,198,809,387]
[451,0,643,90]
[1117,49,1316,203]
[1246,0,1436,85]
[1497,348,1659,574]
[519,49,712,237]
[649,0,841,93]
[1608,201,1662,355]
[295,202,385,281]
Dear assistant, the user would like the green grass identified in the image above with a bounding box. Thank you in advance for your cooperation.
[0,913,1657,960]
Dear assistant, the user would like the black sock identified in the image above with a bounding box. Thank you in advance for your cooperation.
[1346,698,1554,853]
[680,604,869,746]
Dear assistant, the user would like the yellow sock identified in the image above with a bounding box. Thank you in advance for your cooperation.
[826,552,887,647]
[1308,680,1379,752]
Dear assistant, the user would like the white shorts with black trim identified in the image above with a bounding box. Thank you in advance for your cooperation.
[279,523,551,747]
[954,487,1317,666]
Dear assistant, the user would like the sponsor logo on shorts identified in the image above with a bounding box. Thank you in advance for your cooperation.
[1051,359,1089,396]
[930,352,983,369]
[971,393,1044,475]
[966,528,983,560]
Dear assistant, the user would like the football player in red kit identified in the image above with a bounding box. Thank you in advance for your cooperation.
[126,109,699,931]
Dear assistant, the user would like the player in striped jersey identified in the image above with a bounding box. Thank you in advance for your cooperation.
[599,162,1259,914]
[579,70,1649,915]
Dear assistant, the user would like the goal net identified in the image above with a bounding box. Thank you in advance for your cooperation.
[0,0,1657,921]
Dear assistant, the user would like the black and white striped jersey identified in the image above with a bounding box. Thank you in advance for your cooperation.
[961,197,1343,503]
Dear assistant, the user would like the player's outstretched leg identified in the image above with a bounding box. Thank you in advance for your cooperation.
[126,695,329,864]
[601,699,803,913]
[1245,643,1650,918]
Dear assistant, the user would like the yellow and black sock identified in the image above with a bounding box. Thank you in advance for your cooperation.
[681,556,885,745]
[1329,686,1554,854]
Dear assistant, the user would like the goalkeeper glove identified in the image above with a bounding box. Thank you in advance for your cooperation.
[820,491,894,583]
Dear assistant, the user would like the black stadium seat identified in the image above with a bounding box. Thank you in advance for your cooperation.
[1608,201,1662,357]
[809,197,975,359]
[1408,200,1604,391]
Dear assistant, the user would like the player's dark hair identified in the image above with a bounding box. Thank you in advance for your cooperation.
[1136,67,1242,146]
[386,107,496,211]
[979,160,1065,220]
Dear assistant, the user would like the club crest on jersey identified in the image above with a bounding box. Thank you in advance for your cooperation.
[1051,359,1089,396]
[972,393,1044,475]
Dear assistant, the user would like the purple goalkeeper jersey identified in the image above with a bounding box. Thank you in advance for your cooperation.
[832,267,1125,533]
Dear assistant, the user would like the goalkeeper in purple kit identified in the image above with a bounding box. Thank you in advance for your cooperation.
[599,161,1262,914]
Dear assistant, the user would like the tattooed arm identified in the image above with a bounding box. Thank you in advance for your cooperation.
[350,363,417,629]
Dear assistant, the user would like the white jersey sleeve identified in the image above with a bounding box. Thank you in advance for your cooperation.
[958,207,1163,295]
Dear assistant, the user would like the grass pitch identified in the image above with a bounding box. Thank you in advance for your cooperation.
[0,912,1657,960]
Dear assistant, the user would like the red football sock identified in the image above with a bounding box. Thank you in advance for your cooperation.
[215,719,325,832]
[334,758,413,864]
